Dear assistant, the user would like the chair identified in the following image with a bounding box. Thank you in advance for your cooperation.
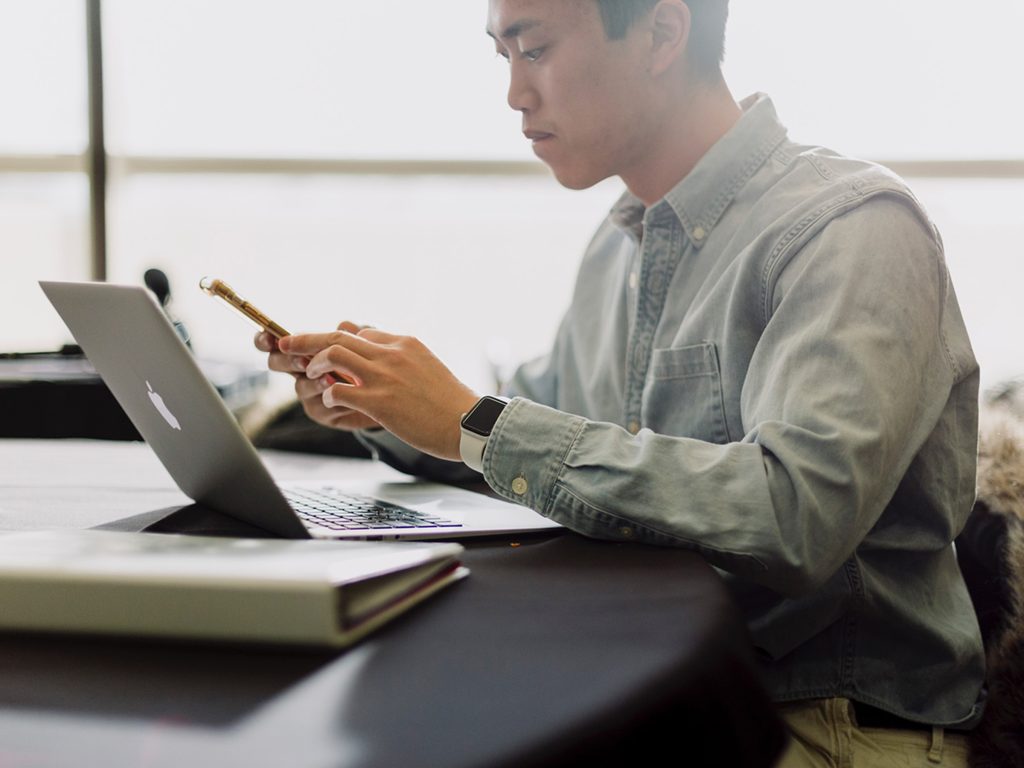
[957,389,1024,767]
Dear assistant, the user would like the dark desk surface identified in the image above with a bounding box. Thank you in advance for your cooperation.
[0,440,785,768]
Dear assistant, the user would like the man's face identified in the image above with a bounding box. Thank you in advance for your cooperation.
[487,0,656,190]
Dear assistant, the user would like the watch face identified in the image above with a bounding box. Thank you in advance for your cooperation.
[462,397,507,437]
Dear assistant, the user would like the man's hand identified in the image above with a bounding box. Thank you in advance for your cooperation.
[255,321,381,433]
[280,328,480,461]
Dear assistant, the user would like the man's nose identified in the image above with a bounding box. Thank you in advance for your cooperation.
[506,62,537,113]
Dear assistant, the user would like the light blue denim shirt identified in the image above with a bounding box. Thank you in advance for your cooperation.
[361,93,985,727]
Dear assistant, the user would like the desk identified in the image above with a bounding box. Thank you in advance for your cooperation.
[0,440,786,767]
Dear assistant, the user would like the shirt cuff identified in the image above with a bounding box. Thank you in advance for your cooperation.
[482,397,586,514]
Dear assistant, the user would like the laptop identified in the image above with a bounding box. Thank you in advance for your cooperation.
[40,281,562,541]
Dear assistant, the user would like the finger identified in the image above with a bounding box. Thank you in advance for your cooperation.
[298,383,376,431]
[291,364,344,388]
[254,331,278,352]
[268,350,308,374]
[336,320,363,333]
[356,327,400,343]
[287,330,386,362]
[279,332,339,356]
[294,374,333,401]
[305,344,367,384]
[300,397,358,428]
[322,380,371,411]
[296,379,356,416]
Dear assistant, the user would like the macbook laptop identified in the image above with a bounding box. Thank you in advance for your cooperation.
[40,281,561,541]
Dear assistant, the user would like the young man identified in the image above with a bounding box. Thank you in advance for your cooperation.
[259,1,985,764]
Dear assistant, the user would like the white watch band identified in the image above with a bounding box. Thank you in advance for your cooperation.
[459,396,509,473]
[459,428,488,473]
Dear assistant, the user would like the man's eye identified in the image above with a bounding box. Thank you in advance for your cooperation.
[522,47,544,62]
[495,49,510,62]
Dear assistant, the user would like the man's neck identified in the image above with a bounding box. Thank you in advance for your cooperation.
[622,77,742,207]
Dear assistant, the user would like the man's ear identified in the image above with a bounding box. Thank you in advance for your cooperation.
[649,0,690,76]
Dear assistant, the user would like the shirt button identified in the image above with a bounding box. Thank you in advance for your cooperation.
[628,272,638,290]
[628,420,640,434]
[693,226,706,241]
[511,475,528,496]
[619,526,634,538]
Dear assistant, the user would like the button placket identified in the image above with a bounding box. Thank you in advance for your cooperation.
[623,211,684,434]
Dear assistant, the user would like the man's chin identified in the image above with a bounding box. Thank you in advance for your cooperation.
[545,163,610,191]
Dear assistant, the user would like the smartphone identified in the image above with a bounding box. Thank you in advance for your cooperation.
[201,277,343,385]
[199,277,290,339]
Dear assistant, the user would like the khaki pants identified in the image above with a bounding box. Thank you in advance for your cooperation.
[775,698,969,768]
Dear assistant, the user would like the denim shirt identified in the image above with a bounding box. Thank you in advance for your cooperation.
[361,93,985,727]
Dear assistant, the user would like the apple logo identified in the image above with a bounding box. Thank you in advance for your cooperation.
[146,381,181,430]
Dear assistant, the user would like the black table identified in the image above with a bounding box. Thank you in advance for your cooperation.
[0,440,785,767]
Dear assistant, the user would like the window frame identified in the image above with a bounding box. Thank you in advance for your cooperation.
[1,1,1022,282]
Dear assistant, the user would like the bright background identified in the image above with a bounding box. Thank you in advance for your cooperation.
[2,0,1023,397]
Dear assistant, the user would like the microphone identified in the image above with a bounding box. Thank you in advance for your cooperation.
[144,268,192,349]
[144,268,171,308]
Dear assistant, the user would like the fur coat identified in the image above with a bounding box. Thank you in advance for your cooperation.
[966,386,1024,767]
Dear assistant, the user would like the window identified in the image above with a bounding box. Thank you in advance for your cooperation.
[0,1,89,353]
[3,1,1022,390]
[725,1,1024,161]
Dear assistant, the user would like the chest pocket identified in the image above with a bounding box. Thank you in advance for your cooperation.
[641,342,731,443]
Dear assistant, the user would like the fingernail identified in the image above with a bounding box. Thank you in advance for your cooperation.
[279,337,291,352]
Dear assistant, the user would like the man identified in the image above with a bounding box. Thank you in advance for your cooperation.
[258,1,985,764]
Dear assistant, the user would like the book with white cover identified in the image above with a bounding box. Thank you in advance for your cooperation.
[0,530,467,647]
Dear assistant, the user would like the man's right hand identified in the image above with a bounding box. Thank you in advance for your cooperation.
[255,320,381,432]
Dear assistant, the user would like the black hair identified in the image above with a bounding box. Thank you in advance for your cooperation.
[593,0,729,76]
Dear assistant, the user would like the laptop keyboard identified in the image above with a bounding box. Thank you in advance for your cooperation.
[283,487,462,532]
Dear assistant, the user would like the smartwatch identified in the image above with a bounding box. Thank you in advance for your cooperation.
[459,396,509,472]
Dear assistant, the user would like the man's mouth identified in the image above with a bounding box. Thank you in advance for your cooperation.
[523,130,554,143]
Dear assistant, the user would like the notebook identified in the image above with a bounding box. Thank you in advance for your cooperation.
[0,529,467,647]
[39,281,562,541]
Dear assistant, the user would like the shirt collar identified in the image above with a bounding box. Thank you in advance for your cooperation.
[610,93,789,247]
